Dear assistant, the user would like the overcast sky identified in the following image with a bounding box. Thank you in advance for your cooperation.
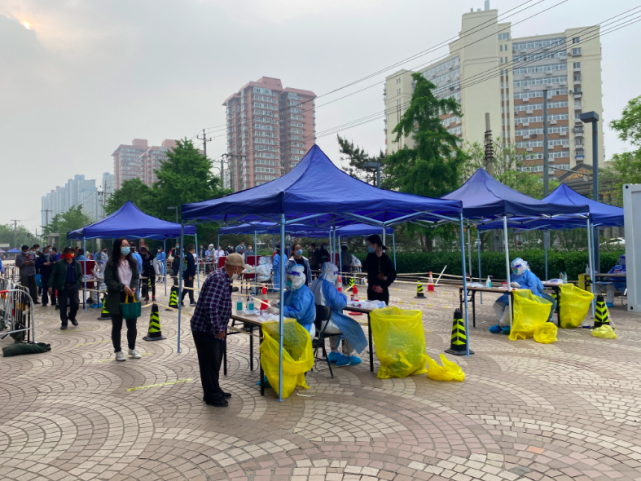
[2,0,639,233]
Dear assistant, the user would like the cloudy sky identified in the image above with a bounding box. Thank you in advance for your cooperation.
[1,0,639,233]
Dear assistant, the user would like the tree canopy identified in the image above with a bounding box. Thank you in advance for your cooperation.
[337,135,386,185]
[41,206,92,246]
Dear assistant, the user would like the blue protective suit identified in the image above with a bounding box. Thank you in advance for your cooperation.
[156,252,166,276]
[281,284,316,333]
[272,253,281,289]
[132,252,143,273]
[313,279,368,354]
[496,269,543,304]
[608,264,626,292]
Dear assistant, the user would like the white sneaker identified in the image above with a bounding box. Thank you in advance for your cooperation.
[128,348,142,359]
[115,351,126,362]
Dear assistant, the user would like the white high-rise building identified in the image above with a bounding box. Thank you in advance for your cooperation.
[385,2,604,178]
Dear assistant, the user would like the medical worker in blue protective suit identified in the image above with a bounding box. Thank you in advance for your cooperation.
[310,263,367,366]
[272,246,281,290]
[490,257,554,333]
[601,254,626,307]
[268,264,316,334]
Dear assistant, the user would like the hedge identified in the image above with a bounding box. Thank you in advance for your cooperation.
[354,249,624,281]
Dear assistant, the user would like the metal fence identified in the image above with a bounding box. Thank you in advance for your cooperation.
[0,279,36,343]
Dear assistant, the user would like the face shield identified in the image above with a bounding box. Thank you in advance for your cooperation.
[511,258,526,277]
[619,255,626,267]
[320,262,339,285]
[286,265,306,290]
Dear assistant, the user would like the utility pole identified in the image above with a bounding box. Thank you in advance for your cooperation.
[197,129,212,159]
[484,113,497,252]
[222,153,246,192]
[10,219,19,249]
[581,111,601,271]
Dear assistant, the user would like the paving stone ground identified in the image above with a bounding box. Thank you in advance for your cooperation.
[1,277,641,481]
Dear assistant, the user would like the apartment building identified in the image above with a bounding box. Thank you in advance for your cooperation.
[112,139,179,189]
[223,76,316,191]
[385,2,604,178]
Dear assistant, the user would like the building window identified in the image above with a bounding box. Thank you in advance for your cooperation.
[573,62,581,69]
[574,74,581,82]
[572,47,582,56]
[397,88,401,94]
[572,37,580,43]
[498,32,510,40]
[500,45,503,52]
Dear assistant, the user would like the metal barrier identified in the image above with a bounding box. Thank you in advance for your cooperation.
[0,283,36,343]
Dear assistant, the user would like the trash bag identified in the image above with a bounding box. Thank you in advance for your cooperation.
[534,322,558,344]
[370,306,427,379]
[426,354,465,382]
[509,290,552,341]
[559,284,594,329]
[260,318,314,399]
[3,342,51,357]
[592,325,617,339]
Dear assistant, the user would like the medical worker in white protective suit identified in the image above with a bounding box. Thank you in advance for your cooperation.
[268,265,316,335]
[256,256,272,283]
[490,257,555,334]
[310,263,367,366]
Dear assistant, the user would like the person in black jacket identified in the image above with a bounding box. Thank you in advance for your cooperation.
[36,246,55,306]
[181,244,197,306]
[362,234,397,305]
[139,246,156,302]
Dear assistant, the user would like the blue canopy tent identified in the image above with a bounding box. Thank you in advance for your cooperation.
[181,145,468,400]
[477,183,624,315]
[440,168,590,326]
[8,248,21,253]
[67,201,197,310]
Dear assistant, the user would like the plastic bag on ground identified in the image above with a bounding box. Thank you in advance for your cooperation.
[260,318,314,399]
[370,306,427,379]
[533,323,558,344]
[592,325,617,339]
[509,290,552,341]
[559,283,594,329]
[426,354,465,382]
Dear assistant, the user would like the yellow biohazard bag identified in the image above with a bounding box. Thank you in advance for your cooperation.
[426,354,465,382]
[559,283,594,329]
[533,322,558,344]
[260,318,314,399]
[370,307,427,379]
[592,325,617,339]
[509,290,552,341]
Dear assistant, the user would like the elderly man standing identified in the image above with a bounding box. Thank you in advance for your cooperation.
[190,253,245,407]
[16,245,38,304]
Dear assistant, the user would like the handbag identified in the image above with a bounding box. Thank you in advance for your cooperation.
[120,294,141,319]
[36,274,42,288]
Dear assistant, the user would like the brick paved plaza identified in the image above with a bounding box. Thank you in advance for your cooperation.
[1,281,640,481]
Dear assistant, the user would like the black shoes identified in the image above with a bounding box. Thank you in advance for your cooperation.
[205,398,229,407]
[60,325,67,330]
[70,319,78,326]
[222,392,231,399]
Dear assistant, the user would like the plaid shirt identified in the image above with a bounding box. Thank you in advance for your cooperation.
[190,267,232,336]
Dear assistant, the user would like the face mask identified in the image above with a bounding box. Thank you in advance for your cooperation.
[66,253,74,259]
[513,269,518,275]
[367,246,375,253]
[121,247,131,256]
[286,280,293,289]
[295,249,303,256]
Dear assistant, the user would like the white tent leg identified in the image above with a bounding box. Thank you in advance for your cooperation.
[177,224,185,354]
[83,238,87,312]
[278,214,285,402]
[459,214,471,356]
[587,217,596,318]
[477,229,483,304]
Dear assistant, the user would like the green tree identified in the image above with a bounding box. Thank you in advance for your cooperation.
[105,178,153,215]
[605,95,641,204]
[337,135,386,185]
[384,73,467,251]
[0,224,39,249]
[42,206,92,246]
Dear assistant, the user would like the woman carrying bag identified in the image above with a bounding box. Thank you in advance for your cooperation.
[104,238,142,362]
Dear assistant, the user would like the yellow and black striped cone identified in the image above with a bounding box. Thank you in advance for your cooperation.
[97,302,111,320]
[594,295,610,329]
[167,286,179,311]
[143,304,166,341]
[349,277,355,290]
[415,281,425,298]
[446,309,474,356]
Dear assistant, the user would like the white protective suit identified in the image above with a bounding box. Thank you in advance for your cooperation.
[256,256,272,283]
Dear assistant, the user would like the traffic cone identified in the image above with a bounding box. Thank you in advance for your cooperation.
[428,271,434,283]
[594,295,610,329]
[167,286,179,310]
[337,276,342,293]
[415,281,425,298]
[260,284,268,311]
[446,309,474,356]
[143,304,166,341]
[97,302,111,320]
[353,284,358,297]
[349,277,355,290]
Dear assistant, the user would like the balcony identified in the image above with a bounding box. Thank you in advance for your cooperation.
[523,135,530,139]
[550,120,557,125]
[523,98,529,103]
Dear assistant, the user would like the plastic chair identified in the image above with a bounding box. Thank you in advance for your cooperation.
[312,305,340,378]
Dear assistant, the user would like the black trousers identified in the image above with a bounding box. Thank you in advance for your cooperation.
[111,314,137,353]
[341,266,351,284]
[182,277,195,303]
[142,274,156,299]
[41,276,53,305]
[192,331,225,402]
[21,275,38,303]
[367,288,389,305]
[58,286,79,326]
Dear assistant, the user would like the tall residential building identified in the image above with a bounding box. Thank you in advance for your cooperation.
[223,76,316,191]
[385,2,604,178]
[41,175,103,228]
[112,139,181,189]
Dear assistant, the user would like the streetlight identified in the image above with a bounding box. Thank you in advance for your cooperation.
[363,162,381,188]
[580,111,600,271]
[167,206,178,224]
